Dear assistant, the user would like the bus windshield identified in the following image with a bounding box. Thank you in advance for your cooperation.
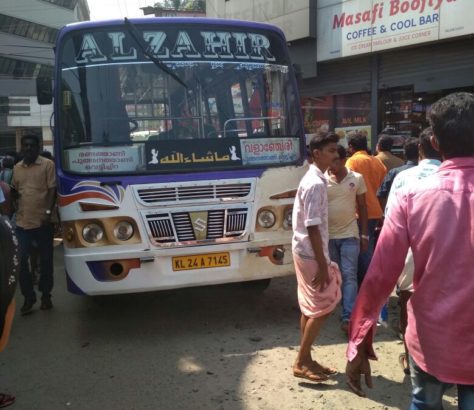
[58,23,303,174]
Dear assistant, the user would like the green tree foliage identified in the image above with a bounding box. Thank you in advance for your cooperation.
[153,0,205,12]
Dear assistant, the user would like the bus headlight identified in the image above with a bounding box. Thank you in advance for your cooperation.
[114,221,134,241]
[257,209,276,228]
[283,207,293,230]
[82,223,104,243]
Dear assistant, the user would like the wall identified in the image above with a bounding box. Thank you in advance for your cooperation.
[0,0,89,152]
[206,0,317,78]
[2,0,80,28]
[206,0,314,42]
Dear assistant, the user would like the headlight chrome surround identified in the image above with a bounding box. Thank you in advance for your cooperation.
[257,209,276,229]
[283,207,293,230]
[82,223,104,243]
[113,220,134,241]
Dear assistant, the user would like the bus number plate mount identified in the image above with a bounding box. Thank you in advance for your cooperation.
[172,252,230,271]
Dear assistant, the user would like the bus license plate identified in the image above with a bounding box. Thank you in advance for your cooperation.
[172,252,230,271]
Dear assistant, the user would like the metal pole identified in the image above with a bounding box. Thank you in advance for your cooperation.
[370,54,379,152]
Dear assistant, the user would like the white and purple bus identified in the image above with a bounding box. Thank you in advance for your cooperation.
[38,17,306,295]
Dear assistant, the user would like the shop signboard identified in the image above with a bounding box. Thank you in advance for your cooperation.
[317,0,474,61]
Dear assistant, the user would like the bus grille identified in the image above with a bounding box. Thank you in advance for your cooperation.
[136,183,252,204]
[145,208,248,245]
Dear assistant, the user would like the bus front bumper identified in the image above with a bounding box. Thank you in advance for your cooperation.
[64,243,295,296]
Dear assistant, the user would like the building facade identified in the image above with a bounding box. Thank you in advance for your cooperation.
[207,0,474,149]
[0,0,90,154]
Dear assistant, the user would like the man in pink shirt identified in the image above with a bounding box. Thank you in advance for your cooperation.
[345,92,474,409]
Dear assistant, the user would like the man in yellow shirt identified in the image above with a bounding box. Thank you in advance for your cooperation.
[345,133,386,284]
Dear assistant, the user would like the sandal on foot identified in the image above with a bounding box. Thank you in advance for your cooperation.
[398,353,410,375]
[0,393,15,408]
[293,366,329,383]
[312,361,338,375]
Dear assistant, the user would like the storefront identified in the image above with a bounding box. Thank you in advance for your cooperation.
[299,0,474,150]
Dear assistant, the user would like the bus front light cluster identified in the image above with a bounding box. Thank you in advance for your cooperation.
[255,206,293,232]
[114,221,134,241]
[283,207,293,230]
[257,209,276,228]
[63,217,141,248]
[82,223,104,243]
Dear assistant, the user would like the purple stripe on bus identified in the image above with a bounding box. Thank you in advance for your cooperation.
[58,17,286,40]
[57,168,266,192]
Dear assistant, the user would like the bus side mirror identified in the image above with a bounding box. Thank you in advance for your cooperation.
[36,76,53,105]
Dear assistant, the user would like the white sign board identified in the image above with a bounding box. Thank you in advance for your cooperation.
[317,0,474,61]
[66,146,142,173]
[240,138,300,165]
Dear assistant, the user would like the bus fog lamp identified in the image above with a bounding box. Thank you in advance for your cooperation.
[109,263,124,276]
[82,223,104,243]
[257,209,276,228]
[273,247,285,262]
[114,221,134,241]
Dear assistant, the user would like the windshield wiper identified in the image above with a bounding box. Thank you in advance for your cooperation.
[124,18,188,89]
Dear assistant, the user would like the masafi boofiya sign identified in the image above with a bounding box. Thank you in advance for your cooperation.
[317,0,474,61]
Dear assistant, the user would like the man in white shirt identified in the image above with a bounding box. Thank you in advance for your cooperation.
[292,133,342,382]
[326,145,368,332]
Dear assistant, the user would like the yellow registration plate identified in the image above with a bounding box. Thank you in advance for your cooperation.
[172,252,230,271]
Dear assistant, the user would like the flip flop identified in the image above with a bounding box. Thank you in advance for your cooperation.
[293,366,329,383]
[312,361,338,376]
[0,393,15,408]
[398,353,410,375]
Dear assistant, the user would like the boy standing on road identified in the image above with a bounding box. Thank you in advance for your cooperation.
[292,133,342,382]
[11,135,56,315]
[326,145,368,333]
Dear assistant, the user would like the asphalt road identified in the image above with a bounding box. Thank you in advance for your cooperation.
[1,246,458,410]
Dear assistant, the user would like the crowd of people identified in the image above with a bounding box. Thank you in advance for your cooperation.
[0,92,473,409]
[292,92,473,409]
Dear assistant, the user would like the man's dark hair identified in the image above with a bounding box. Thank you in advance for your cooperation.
[429,92,474,158]
[377,134,394,151]
[418,126,441,160]
[309,132,339,152]
[337,144,347,160]
[403,137,419,161]
[21,134,40,145]
[347,133,368,152]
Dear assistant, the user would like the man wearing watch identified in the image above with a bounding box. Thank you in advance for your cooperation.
[11,134,56,315]
[326,145,368,333]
